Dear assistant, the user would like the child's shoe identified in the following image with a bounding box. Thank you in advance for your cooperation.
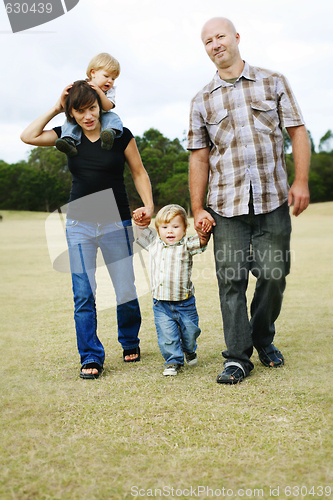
[184,352,198,367]
[100,128,116,150]
[163,364,181,376]
[55,137,78,157]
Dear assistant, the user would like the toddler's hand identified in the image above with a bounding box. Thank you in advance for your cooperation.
[133,209,144,223]
[87,81,102,94]
[133,206,153,227]
[200,218,213,233]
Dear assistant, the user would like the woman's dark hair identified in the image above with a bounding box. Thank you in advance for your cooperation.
[65,80,103,124]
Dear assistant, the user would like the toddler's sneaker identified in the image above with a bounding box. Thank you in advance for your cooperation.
[55,137,78,157]
[100,128,116,150]
[184,352,197,367]
[163,364,181,376]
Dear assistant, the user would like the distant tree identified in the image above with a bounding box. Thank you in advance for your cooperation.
[307,129,315,153]
[318,130,333,153]
[125,129,191,213]
[309,151,333,202]
[283,129,292,154]
[4,126,333,212]
[157,172,191,214]
[0,147,71,212]
[0,162,44,210]
[26,147,71,211]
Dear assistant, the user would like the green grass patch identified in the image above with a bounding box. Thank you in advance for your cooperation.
[1,205,333,499]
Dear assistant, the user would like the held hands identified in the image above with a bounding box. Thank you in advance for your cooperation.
[194,210,215,247]
[199,217,214,233]
[194,209,216,236]
[197,217,214,246]
[133,206,154,228]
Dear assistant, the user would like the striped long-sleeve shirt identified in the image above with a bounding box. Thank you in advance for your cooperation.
[137,228,206,301]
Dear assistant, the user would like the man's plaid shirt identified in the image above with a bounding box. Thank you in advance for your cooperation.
[188,62,305,217]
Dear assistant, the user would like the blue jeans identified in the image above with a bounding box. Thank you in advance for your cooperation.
[210,202,291,376]
[66,219,141,367]
[153,296,201,366]
[61,111,123,145]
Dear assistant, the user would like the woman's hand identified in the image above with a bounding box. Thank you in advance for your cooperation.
[57,83,73,112]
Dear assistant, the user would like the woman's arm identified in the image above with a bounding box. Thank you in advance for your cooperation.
[124,138,154,227]
[20,85,71,146]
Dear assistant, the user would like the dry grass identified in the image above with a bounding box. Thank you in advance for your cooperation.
[0,204,333,500]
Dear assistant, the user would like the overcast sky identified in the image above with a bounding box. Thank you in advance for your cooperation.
[0,0,332,164]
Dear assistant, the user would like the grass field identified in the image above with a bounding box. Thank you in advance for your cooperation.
[1,204,333,500]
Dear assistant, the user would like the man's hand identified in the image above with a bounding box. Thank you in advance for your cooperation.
[194,209,216,237]
[288,180,310,216]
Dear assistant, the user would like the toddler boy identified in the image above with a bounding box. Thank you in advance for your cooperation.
[56,52,123,157]
[135,204,212,376]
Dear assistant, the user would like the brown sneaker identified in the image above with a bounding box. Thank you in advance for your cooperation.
[100,128,116,150]
[55,137,78,157]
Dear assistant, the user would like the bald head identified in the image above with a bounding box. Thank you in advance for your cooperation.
[201,17,237,42]
[201,17,243,78]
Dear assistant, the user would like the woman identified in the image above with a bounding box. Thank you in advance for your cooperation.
[21,81,154,379]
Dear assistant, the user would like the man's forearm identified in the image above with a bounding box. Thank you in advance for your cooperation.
[286,125,310,215]
[189,148,210,215]
[287,125,310,183]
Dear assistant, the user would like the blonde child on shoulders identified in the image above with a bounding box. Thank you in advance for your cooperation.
[56,52,123,157]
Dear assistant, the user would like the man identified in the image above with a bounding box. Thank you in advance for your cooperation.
[188,17,310,384]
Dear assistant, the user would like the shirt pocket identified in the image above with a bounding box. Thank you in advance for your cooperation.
[205,109,234,147]
[251,100,279,134]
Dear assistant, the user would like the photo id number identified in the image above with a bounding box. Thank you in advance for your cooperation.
[284,485,332,497]
[5,3,53,14]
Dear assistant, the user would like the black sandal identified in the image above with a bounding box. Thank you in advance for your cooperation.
[123,346,140,363]
[80,362,103,379]
[216,365,244,385]
[257,344,284,368]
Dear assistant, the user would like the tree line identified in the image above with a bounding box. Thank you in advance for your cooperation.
[1,128,332,213]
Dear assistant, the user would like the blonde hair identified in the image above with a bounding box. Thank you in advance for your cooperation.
[86,52,120,79]
[155,204,189,233]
